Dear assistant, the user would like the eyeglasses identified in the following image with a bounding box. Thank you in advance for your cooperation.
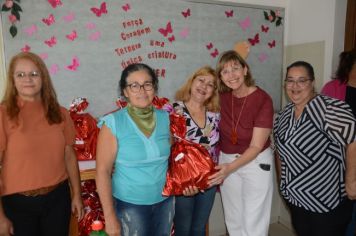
[284,78,311,88]
[14,71,41,80]
[127,82,154,93]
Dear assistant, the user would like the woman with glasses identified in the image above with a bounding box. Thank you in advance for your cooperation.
[208,50,274,236]
[172,66,220,236]
[96,63,174,236]
[274,61,356,236]
[0,52,84,236]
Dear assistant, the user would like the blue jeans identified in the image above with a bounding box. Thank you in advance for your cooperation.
[174,186,216,236]
[345,202,356,236]
[114,196,174,236]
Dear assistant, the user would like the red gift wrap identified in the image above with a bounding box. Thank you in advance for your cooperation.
[162,113,216,196]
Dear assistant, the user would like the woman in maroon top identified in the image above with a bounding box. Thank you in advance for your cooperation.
[209,50,274,236]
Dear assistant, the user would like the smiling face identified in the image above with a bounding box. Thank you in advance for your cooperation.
[285,66,315,107]
[13,58,43,101]
[190,74,215,104]
[220,60,248,92]
[123,70,155,108]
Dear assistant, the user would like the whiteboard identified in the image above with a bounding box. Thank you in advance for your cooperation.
[1,0,284,116]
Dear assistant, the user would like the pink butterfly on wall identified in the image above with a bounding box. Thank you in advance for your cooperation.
[49,64,59,75]
[268,40,276,48]
[62,12,75,23]
[179,27,189,39]
[168,35,175,42]
[210,48,219,58]
[91,2,107,17]
[206,42,213,50]
[44,36,57,47]
[89,31,101,41]
[261,25,269,33]
[66,30,77,41]
[48,0,62,8]
[24,24,38,36]
[39,53,48,60]
[86,22,96,30]
[225,10,233,18]
[21,44,31,52]
[248,33,260,46]
[258,52,268,63]
[238,16,251,31]
[158,22,173,37]
[66,57,80,71]
[182,8,190,18]
[122,3,130,12]
[42,14,55,26]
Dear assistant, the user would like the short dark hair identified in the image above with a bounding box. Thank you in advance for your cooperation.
[286,61,315,81]
[334,49,356,83]
[119,63,158,97]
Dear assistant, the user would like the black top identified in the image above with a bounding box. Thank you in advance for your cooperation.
[346,85,356,117]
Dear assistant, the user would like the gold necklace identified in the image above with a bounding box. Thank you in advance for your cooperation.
[231,94,247,144]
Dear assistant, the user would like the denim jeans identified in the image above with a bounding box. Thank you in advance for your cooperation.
[114,196,174,236]
[174,186,217,236]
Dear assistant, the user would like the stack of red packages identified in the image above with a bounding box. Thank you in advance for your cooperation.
[162,113,216,196]
[69,98,99,161]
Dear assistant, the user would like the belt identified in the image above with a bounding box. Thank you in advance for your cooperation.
[18,180,67,197]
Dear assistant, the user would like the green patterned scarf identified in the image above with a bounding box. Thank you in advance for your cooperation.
[127,103,156,137]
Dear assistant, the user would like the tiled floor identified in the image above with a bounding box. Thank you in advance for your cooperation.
[268,223,296,236]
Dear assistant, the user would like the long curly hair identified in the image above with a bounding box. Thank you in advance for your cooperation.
[334,49,356,83]
[2,52,62,124]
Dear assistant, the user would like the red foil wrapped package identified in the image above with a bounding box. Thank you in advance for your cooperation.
[162,113,216,196]
[69,98,99,161]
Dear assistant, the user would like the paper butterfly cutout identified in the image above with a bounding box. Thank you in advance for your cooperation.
[210,48,219,58]
[86,22,96,30]
[39,53,48,60]
[48,0,62,8]
[62,12,75,23]
[44,36,57,47]
[49,64,59,75]
[206,42,213,50]
[168,35,175,42]
[158,22,173,37]
[66,57,80,71]
[182,8,190,18]
[238,16,251,31]
[91,2,107,17]
[89,31,101,41]
[180,27,189,39]
[268,40,276,48]
[24,24,38,36]
[66,30,77,41]
[225,10,233,18]
[261,25,269,33]
[21,45,31,52]
[248,33,260,46]
[258,52,268,63]
[42,14,55,26]
[122,3,130,12]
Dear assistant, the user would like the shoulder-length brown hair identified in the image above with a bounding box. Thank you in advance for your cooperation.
[216,50,255,93]
[2,52,62,124]
[175,66,219,112]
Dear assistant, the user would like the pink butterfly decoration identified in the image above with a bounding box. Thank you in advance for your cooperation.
[91,2,107,17]
[182,8,190,18]
[179,27,189,39]
[39,53,48,60]
[268,40,276,48]
[122,3,130,12]
[210,48,219,58]
[48,0,62,8]
[168,35,175,43]
[206,42,213,50]
[89,31,101,41]
[261,25,269,33]
[66,57,80,71]
[86,22,96,30]
[248,33,260,46]
[66,30,77,41]
[49,64,59,75]
[158,22,173,37]
[44,36,57,47]
[42,14,55,26]
[238,16,251,31]
[258,52,268,63]
[225,10,233,18]
[21,45,31,52]
[24,24,38,36]
[62,12,75,23]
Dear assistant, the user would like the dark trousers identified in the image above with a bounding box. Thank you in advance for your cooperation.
[2,180,71,236]
[288,199,353,236]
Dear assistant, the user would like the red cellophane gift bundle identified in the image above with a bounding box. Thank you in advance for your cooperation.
[162,112,216,196]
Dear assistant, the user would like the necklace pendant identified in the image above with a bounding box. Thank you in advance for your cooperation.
[231,130,238,144]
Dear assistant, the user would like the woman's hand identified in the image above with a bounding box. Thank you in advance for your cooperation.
[182,186,199,196]
[0,213,13,236]
[71,193,84,221]
[104,214,121,236]
[208,163,232,187]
